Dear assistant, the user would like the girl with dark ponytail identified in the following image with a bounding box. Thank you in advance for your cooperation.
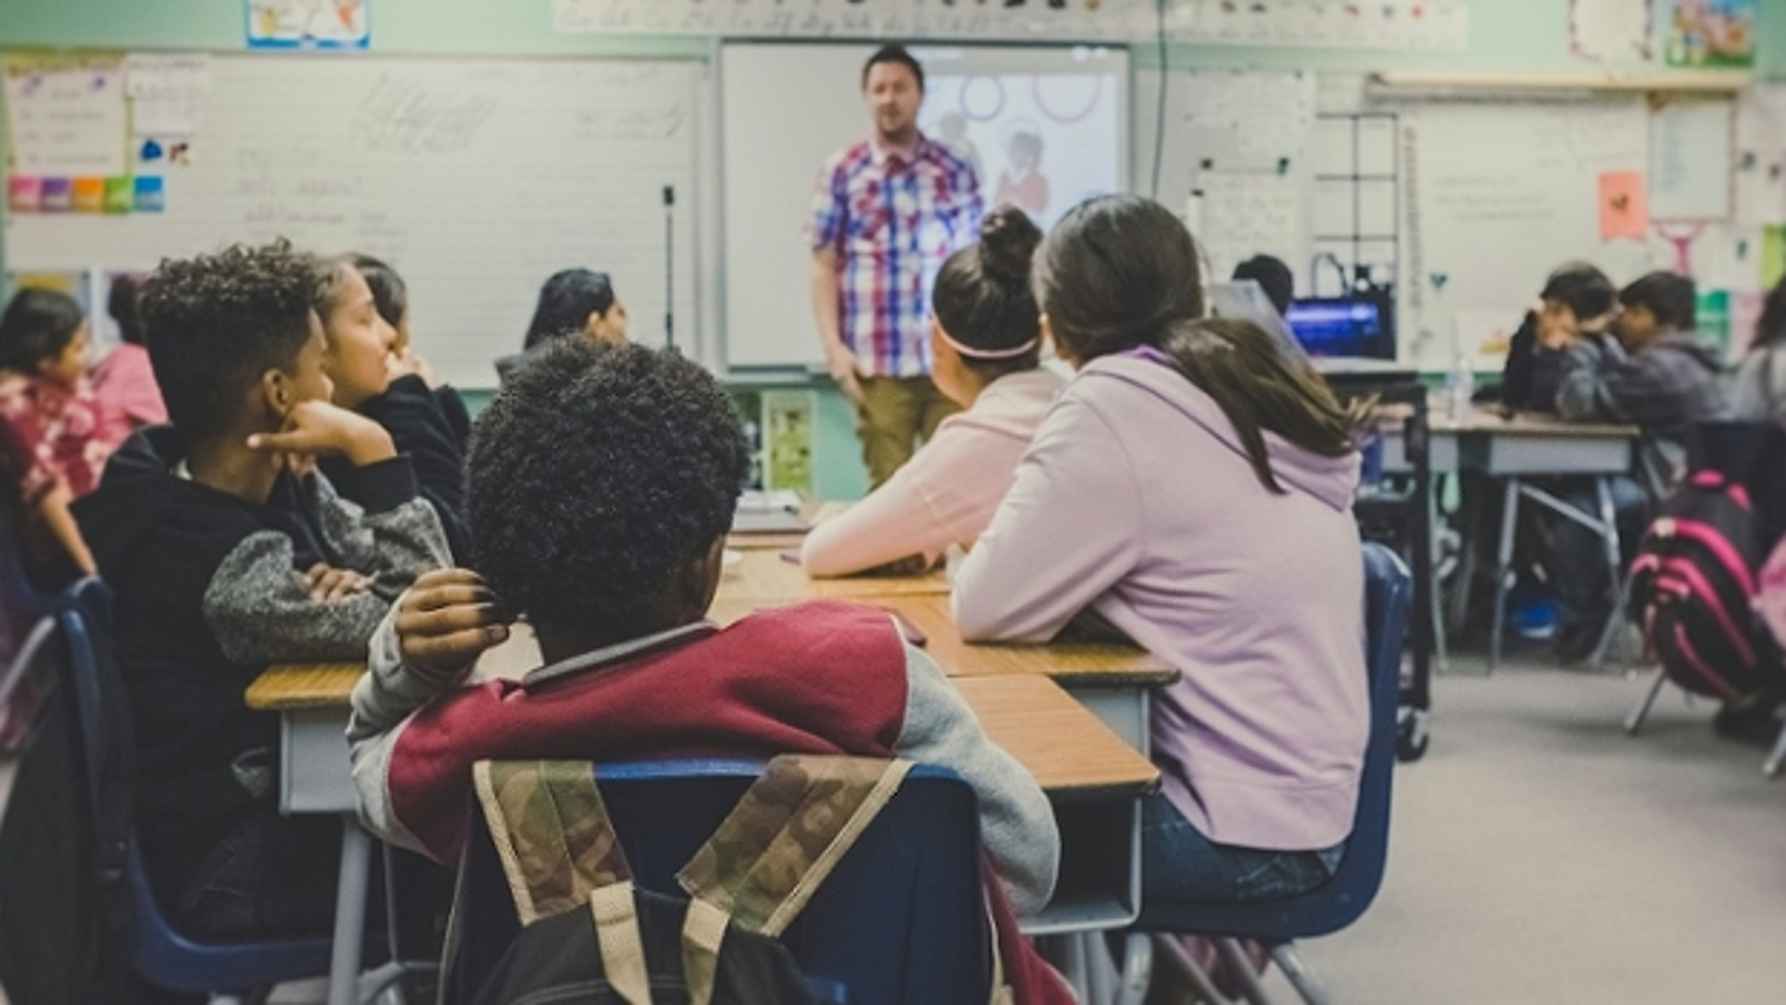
[802,205,1065,576]
[955,194,1371,911]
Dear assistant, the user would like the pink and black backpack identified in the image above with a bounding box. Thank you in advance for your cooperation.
[1628,424,1786,699]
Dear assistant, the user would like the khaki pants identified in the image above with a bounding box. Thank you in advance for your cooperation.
[856,375,960,488]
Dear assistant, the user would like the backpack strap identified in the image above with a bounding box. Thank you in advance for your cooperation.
[674,756,914,1005]
[472,759,633,924]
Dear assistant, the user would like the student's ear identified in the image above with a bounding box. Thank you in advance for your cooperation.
[682,536,727,614]
[258,368,295,425]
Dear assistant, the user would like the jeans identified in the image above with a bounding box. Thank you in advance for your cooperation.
[1140,794,1345,904]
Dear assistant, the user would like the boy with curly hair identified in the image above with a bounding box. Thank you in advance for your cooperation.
[75,239,450,937]
[347,339,1073,1003]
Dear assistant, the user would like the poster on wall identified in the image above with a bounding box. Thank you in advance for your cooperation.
[246,0,371,50]
[1657,0,1756,68]
[1570,0,1653,62]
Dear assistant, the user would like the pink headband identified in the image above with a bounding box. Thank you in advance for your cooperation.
[937,326,1039,360]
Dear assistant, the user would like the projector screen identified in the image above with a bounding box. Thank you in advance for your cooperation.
[721,43,1129,370]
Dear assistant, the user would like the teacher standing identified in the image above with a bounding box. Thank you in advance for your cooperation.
[808,45,985,488]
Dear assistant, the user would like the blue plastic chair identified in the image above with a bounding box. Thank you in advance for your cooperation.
[445,759,993,1005]
[55,580,337,1003]
[1119,541,1411,1005]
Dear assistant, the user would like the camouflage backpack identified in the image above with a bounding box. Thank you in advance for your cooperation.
[448,755,1012,1005]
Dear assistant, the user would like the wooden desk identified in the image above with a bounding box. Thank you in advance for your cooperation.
[246,661,1156,938]
[718,547,949,601]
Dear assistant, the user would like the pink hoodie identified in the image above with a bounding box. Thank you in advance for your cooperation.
[802,368,1063,577]
[954,353,1367,851]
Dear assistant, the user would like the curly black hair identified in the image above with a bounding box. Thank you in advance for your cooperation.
[468,339,750,638]
[139,239,317,440]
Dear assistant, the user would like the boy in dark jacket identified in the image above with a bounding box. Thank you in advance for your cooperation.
[74,240,450,937]
[1556,271,1728,445]
[1500,262,1620,412]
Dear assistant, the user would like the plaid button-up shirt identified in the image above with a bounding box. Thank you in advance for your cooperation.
[808,133,984,378]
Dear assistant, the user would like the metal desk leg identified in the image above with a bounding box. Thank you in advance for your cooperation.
[328,817,373,1005]
[1490,477,1521,675]
[1765,721,1786,778]
[1589,477,1627,673]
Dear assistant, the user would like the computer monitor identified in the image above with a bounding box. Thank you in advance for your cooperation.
[1286,295,1395,359]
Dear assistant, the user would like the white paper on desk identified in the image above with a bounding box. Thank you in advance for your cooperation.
[1197,170,1307,284]
[125,53,210,137]
[3,59,128,177]
[1734,84,1786,228]
[1569,0,1652,62]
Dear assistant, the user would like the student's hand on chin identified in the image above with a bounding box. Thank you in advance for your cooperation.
[396,568,514,685]
[247,400,396,467]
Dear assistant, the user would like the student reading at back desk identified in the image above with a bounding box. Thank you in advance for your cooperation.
[802,205,1062,577]
[73,240,451,940]
[952,197,1368,934]
[346,339,1074,1004]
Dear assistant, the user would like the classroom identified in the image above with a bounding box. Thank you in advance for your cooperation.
[1,1,1784,1002]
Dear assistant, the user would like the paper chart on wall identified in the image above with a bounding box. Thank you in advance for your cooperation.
[1735,84,1786,228]
[1197,170,1307,284]
[1165,0,1469,51]
[125,53,211,137]
[1176,69,1316,175]
[910,0,1151,40]
[3,55,128,178]
[553,0,911,36]
[1569,0,1652,62]
[1648,97,1732,221]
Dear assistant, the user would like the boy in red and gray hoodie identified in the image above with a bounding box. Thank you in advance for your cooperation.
[346,338,1071,1003]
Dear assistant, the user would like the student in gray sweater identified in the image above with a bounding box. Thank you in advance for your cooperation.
[1730,276,1786,427]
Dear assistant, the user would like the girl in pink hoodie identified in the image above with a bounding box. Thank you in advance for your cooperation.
[802,205,1063,576]
[954,195,1369,906]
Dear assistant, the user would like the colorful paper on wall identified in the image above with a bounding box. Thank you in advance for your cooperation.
[1763,225,1786,291]
[1660,0,1757,68]
[132,175,166,213]
[1598,171,1649,239]
[71,177,105,213]
[7,177,42,213]
[39,178,73,212]
[3,55,128,178]
[246,0,371,50]
[101,176,133,214]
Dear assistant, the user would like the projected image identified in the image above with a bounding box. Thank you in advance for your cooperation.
[918,47,1126,231]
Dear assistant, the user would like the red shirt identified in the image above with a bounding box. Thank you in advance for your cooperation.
[0,372,133,503]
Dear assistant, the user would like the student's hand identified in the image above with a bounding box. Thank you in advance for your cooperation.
[824,342,865,405]
[396,569,513,681]
[1537,313,1579,351]
[247,400,396,468]
[302,563,372,602]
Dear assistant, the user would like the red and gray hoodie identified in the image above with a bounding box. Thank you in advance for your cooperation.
[347,600,1072,1005]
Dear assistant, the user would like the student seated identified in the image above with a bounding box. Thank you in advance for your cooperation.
[494,267,628,384]
[1556,270,1727,447]
[1500,262,1620,412]
[1231,253,1294,317]
[952,196,1367,910]
[346,339,1072,1003]
[92,272,170,428]
[802,205,1062,576]
[0,289,133,577]
[73,240,451,938]
[311,255,472,560]
[351,253,473,448]
[1730,274,1786,427]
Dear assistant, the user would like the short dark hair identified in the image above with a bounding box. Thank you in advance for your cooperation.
[350,254,408,329]
[1231,255,1294,317]
[861,44,924,93]
[107,273,149,346]
[1619,271,1696,331]
[522,268,616,352]
[0,288,84,372]
[932,205,1043,380]
[1540,262,1617,323]
[468,340,750,637]
[139,240,315,439]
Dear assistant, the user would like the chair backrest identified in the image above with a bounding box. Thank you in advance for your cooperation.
[447,759,991,1005]
[0,614,103,1004]
[1136,540,1411,940]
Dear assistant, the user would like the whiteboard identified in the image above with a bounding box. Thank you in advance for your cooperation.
[1406,98,1657,370]
[3,55,700,388]
[721,42,1129,370]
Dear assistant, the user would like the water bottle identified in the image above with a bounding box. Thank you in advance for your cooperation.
[1448,353,1474,420]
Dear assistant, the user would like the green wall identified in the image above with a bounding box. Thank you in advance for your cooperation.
[5,0,1782,500]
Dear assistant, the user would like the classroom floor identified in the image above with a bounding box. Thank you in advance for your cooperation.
[270,654,1786,1005]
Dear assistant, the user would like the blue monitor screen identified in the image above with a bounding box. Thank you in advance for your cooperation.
[1286,298,1385,357]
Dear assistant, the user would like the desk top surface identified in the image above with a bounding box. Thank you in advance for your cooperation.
[245,661,1156,797]
[720,547,950,600]
[1382,403,1640,439]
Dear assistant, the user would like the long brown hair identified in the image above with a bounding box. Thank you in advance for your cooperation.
[1035,195,1356,494]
